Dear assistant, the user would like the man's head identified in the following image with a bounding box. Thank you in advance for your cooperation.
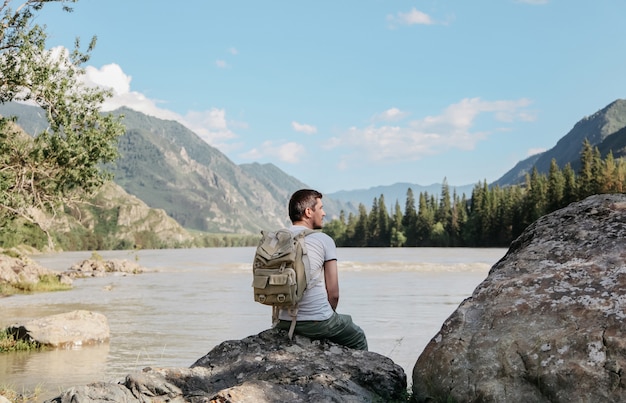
[289,189,325,229]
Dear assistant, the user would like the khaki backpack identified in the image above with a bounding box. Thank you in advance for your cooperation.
[252,228,316,339]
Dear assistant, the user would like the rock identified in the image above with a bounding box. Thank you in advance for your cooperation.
[7,310,109,348]
[63,258,144,278]
[412,194,626,402]
[46,328,407,402]
[0,254,71,288]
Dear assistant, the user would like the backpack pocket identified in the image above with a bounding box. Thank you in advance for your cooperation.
[252,268,298,306]
[252,275,269,289]
[269,274,290,285]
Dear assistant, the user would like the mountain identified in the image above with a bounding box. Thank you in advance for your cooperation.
[59,181,195,250]
[597,125,626,159]
[0,103,351,234]
[493,99,626,186]
[5,97,626,240]
[328,182,476,211]
[0,110,194,251]
[109,107,357,233]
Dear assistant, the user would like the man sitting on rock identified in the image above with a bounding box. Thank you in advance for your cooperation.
[275,189,368,350]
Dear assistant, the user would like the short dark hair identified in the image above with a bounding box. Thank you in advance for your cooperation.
[289,189,323,223]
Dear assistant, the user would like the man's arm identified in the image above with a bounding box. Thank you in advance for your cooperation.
[324,259,339,310]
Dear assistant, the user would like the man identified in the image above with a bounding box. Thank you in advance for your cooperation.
[275,189,368,350]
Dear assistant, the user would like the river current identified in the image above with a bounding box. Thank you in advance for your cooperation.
[0,247,507,400]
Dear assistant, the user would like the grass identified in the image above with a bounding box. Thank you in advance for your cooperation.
[0,274,72,296]
[0,329,40,353]
[0,383,44,403]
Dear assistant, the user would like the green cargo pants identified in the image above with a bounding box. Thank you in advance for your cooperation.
[276,312,368,351]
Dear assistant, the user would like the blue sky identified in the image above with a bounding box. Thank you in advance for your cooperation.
[39,0,626,193]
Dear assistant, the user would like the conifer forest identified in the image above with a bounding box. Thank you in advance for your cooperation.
[323,140,626,247]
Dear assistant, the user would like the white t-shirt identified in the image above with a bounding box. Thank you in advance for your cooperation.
[278,225,336,321]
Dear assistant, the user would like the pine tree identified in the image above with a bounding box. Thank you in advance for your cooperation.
[547,158,565,211]
[390,200,406,247]
[377,194,391,246]
[402,188,418,246]
[562,163,578,205]
[352,203,369,247]
[578,139,595,198]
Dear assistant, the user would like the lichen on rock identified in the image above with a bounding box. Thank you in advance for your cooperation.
[412,194,626,402]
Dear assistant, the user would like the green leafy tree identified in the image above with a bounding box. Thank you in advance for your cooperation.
[322,210,346,245]
[0,0,125,249]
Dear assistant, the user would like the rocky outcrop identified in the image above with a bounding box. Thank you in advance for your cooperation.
[7,310,109,348]
[412,194,626,402]
[62,257,145,278]
[0,253,72,290]
[46,328,407,402]
[0,254,148,292]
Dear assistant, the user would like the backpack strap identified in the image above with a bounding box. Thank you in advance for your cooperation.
[285,228,317,340]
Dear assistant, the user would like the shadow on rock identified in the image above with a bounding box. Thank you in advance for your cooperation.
[46,328,408,402]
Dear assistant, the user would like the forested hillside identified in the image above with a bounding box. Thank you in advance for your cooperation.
[494,99,626,186]
[325,139,626,247]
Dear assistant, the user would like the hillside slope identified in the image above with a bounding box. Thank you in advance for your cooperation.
[493,99,626,186]
[0,103,348,234]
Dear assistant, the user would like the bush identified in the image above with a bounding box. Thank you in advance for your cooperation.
[0,329,39,353]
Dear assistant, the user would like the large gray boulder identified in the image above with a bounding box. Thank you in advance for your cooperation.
[47,328,407,402]
[8,310,109,348]
[412,194,626,402]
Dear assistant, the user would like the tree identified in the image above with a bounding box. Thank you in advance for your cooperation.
[366,197,381,246]
[390,200,405,247]
[402,188,418,246]
[351,203,369,247]
[415,191,434,246]
[547,158,565,211]
[577,139,596,198]
[0,0,125,249]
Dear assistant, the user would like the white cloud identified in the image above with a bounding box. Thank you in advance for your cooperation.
[527,148,546,156]
[240,141,306,164]
[388,8,434,27]
[183,108,238,145]
[83,63,181,121]
[328,97,534,163]
[216,60,228,68]
[82,60,242,152]
[228,47,238,55]
[373,107,408,122]
[292,121,317,134]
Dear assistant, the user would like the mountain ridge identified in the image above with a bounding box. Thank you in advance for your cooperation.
[493,99,626,186]
[2,98,626,240]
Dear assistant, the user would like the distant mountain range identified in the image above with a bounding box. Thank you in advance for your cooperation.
[327,182,476,210]
[2,98,626,236]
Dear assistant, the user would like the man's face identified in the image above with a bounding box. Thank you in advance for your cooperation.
[311,198,326,229]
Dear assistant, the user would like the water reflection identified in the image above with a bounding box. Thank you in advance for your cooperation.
[0,343,110,400]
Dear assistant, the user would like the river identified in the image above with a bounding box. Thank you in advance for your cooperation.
[0,247,507,400]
